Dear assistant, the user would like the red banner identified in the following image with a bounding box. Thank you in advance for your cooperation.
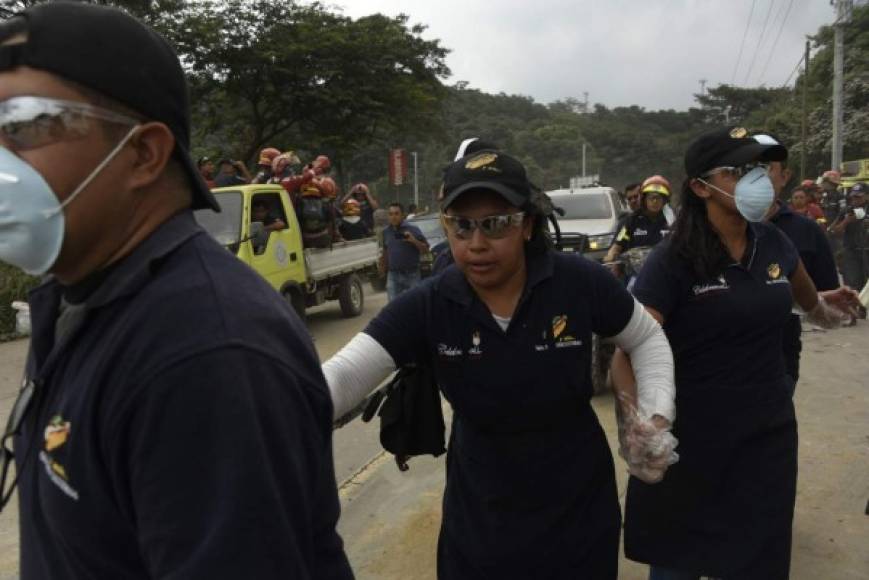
[389,148,408,186]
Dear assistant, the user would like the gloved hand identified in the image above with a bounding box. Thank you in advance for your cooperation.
[806,294,850,329]
[615,402,679,484]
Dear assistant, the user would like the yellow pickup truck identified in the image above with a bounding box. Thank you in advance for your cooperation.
[194,184,379,320]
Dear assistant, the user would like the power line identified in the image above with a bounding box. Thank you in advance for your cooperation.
[758,0,797,83]
[731,0,758,84]
[780,52,805,89]
[743,0,777,85]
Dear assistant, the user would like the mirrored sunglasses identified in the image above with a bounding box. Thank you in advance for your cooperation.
[442,211,525,240]
[0,96,138,151]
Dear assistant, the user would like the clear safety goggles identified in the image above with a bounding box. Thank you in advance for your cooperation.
[442,211,525,240]
[701,162,770,181]
[0,96,139,151]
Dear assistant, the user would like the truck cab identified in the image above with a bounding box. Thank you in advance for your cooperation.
[195,184,378,319]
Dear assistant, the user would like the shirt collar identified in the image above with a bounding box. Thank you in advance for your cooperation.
[30,211,203,312]
[436,249,555,307]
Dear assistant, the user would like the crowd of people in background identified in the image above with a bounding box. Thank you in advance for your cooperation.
[613,161,868,299]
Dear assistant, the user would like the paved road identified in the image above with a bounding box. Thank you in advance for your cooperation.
[0,290,867,580]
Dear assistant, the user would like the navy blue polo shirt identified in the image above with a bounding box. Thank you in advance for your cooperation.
[363,250,634,574]
[615,211,670,251]
[383,221,426,272]
[15,212,352,580]
[365,250,634,428]
[770,202,838,291]
[632,221,799,390]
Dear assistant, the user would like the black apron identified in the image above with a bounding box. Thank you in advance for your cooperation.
[437,407,620,580]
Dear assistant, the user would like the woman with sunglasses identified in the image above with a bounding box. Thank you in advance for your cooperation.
[621,128,859,580]
[324,150,678,578]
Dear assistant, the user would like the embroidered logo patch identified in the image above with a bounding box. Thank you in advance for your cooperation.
[465,152,498,170]
[40,415,79,501]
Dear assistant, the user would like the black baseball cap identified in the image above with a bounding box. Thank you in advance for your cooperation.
[0,2,220,211]
[685,127,788,178]
[439,150,533,210]
[849,182,867,196]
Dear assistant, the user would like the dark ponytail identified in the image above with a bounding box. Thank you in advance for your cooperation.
[524,187,556,256]
[668,180,731,280]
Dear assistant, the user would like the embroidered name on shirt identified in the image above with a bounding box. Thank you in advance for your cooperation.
[693,276,729,296]
[438,343,463,357]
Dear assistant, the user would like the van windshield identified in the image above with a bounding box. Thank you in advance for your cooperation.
[551,194,612,219]
[194,191,243,247]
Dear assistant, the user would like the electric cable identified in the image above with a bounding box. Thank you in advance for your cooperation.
[743,0,777,85]
[758,0,797,83]
[731,0,758,85]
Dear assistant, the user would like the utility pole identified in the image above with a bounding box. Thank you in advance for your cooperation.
[699,78,707,97]
[581,143,587,177]
[411,151,419,209]
[831,0,851,172]
[800,39,810,180]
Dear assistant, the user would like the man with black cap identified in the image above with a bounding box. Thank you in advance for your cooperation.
[756,133,840,387]
[0,4,352,579]
[831,182,869,291]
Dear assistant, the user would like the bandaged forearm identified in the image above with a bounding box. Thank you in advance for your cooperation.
[610,299,675,421]
[323,332,397,420]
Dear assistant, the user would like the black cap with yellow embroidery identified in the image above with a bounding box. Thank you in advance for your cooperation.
[439,150,533,210]
[685,126,787,178]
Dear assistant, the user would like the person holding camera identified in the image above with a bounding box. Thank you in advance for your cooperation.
[381,202,428,301]
[214,158,251,187]
[831,182,868,290]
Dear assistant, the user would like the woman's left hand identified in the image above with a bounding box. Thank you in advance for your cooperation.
[819,286,861,318]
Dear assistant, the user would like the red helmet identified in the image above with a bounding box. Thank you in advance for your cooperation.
[317,176,337,198]
[312,155,331,172]
[641,175,671,196]
[258,147,281,166]
[821,170,841,185]
[351,182,369,195]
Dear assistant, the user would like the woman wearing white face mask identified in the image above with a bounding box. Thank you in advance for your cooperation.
[620,127,859,580]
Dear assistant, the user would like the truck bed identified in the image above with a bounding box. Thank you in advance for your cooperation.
[305,238,378,282]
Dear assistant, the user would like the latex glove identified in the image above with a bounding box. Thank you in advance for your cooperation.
[615,401,679,484]
[819,287,861,318]
[806,294,851,329]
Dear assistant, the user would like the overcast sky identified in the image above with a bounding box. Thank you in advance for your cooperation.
[336,0,837,111]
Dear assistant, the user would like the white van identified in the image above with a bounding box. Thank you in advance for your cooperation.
[547,187,627,261]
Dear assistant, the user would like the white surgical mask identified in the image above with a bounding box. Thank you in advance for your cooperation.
[700,166,775,222]
[0,125,138,275]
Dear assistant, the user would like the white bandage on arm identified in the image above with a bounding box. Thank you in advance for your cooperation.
[323,332,398,420]
[610,299,676,421]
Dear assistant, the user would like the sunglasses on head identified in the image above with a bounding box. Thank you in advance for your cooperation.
[0,96,138,151]
[701,162,769,181]
[442,211,525,240]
